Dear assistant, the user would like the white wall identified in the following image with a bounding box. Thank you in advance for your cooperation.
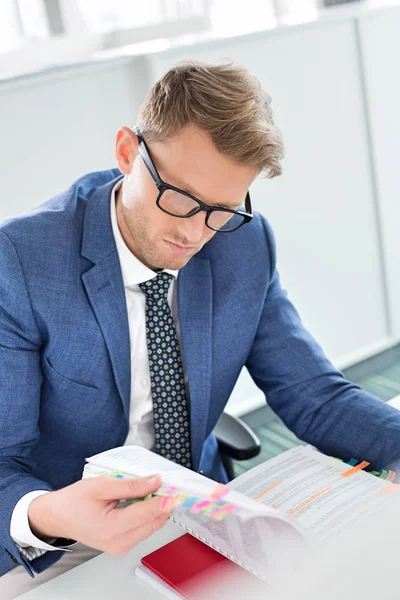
[358,7,400,342]
[0,56,149,219]
[0,6,399,416]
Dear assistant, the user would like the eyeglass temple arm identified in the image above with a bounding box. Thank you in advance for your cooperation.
[132,126,163,187]
[245,192,253,217]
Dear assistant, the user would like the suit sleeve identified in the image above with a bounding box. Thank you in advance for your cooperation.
[246,217,400,470]
[0,230,65,577]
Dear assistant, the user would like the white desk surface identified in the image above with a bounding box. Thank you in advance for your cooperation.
[15,521,184,600]
[14,394,400,599]
[388,394,400,410]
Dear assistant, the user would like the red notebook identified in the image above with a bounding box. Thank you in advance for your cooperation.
[138,533,267,599]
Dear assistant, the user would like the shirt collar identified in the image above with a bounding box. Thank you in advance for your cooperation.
[110,179,179,288]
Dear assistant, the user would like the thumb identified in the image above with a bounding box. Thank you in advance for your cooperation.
[94,474,162,500]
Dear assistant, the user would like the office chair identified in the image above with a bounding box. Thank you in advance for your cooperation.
[214,412,261,481]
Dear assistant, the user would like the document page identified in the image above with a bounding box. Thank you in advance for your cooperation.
[230,445,398,540]
[85,445,269,514]
[84,446,309,580]
[175,500,308,582]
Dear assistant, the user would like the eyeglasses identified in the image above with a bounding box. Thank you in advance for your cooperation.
[132,127,253,233]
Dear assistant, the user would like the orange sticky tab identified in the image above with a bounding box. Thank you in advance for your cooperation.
[255,480,283,501]
[161,496,176,511]
[341,461,370,478]
[382,484,400,495]
[210,484,228,499]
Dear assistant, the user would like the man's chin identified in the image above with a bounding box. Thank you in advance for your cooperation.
[156,243,199,270]
[160,254,193,271]
[146,250,193,272]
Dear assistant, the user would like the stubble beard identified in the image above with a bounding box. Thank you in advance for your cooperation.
[121,205,194,271]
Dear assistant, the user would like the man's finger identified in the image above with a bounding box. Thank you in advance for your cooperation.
[113,494,173,534]
[93,474,162,500]
[109,511,172,557]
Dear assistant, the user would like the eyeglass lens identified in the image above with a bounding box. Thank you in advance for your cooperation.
[159,188,245,232]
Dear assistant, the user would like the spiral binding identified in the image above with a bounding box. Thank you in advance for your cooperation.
[172,514,266,582]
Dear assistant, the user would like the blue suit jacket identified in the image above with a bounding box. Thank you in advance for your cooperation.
[1,169,400,578]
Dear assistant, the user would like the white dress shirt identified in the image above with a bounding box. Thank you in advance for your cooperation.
[10,179,180,558]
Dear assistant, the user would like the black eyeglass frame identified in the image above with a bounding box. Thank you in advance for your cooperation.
[132,127,253,233]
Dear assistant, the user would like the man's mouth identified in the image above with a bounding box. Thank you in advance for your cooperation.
[164,240,195,256]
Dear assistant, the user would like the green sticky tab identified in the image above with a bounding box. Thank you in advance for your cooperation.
[129,493,154,505]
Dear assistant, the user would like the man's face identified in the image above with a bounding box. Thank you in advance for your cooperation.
[115,125,258,271]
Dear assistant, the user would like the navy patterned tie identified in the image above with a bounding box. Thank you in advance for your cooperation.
[139,273,192,469]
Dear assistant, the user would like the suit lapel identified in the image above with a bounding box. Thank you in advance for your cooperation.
[178,258,213,471]
[81,174,131,421]
[82,255,131,421]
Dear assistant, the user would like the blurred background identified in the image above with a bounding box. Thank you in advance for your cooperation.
[1,0,399,469]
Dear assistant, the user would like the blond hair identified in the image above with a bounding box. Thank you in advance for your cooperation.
[137,60,284,178]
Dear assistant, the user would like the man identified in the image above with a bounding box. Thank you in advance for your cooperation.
[1,60,400,596]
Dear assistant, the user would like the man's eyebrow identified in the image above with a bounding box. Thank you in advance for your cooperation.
[172,177,233,210]
[173,177,201,199]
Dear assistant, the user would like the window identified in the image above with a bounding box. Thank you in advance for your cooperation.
[76,0,208,33]
[17,0,49,39]
[0,0,23,55]
[0,0,340,78]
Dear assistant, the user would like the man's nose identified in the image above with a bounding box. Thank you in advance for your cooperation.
[177,211,206,245]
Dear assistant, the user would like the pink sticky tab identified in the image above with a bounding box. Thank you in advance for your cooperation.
[190,499,212,514]
[160,496,170,511]
[219,503,236,513]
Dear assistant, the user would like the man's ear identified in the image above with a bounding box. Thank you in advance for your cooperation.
[115,127,139,174]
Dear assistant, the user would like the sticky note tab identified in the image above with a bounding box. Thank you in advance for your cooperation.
[210,484,229,499]
[341,461,370,478]
[381,484,400,495]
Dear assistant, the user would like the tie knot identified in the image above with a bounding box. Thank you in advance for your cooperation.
[139,272,173,303]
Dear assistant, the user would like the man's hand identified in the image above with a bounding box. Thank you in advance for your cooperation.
[28,475,172,556]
